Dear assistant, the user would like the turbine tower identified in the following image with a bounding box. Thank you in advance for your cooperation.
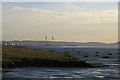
[45,36,47,41]
[52,36,54,40]
[52,36,55,41]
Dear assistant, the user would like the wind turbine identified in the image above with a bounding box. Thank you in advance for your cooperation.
[52,36,54,40]
[45,36,48,41]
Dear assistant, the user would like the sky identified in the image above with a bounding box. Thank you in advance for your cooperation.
[2,2,118,43]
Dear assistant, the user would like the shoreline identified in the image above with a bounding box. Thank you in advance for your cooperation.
[2,46,101,71]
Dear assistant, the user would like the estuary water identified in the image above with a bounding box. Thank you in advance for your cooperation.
[2,46,120,80]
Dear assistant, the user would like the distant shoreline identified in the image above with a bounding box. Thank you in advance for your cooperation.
[2,41,117,46]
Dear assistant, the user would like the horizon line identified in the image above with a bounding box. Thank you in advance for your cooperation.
[2,40,118,44]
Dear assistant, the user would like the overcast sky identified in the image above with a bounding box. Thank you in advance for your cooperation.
[2,2,118,43]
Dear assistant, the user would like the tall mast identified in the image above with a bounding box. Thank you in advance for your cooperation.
[45,36,47,41]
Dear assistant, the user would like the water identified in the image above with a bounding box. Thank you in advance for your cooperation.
[2,46,120,79]
[27,46,119,64]
[2,67,119,79]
